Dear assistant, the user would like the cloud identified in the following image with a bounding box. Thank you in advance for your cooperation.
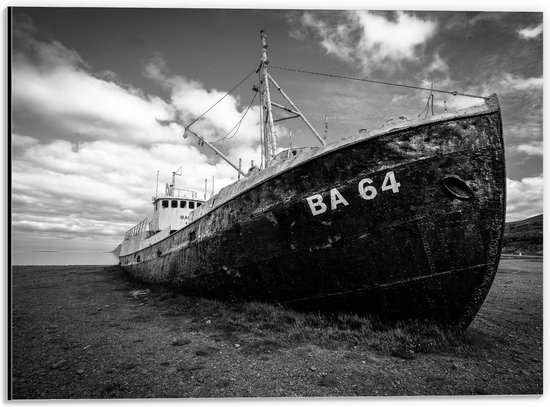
[11,135,240,240]
[423,52,449,77]
[497,73,543,91]
[12,133,39,149]
[506,175,543,222]
[144,56,261,148]
[295,11,438,74]
[11,17,264,250]
[12,47,178,145]
[517,23,543,39]
[515,141,543,156]
[354,11,437,63]
[506,120,542,142]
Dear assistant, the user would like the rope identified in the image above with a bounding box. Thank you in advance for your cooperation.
[271,66,486,99]
[211,90,258,144]
[186,69,256,129]
[418,83,435,118]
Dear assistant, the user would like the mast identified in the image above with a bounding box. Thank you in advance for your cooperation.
[259,30,325,168]
[260,30,276,167]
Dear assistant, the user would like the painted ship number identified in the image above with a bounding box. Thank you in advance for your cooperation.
[306,171,401,216]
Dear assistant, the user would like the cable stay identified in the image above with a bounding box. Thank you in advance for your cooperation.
[186,69,256,129]
[211,90,258,145]
[183,69,257,178]
[270,66,487,100]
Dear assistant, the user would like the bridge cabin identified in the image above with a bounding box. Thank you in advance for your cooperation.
[149,191,205,233]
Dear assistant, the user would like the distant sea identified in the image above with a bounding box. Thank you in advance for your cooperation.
[12,251,119,266]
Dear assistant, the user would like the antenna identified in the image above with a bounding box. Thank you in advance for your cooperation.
[155,170,159,198]
[172,166,182,186]
[166,166,182,196]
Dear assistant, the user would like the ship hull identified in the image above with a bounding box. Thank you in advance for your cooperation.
[120,98,505,329]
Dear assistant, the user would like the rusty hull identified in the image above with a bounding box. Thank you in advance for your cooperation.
[120,96,505,329]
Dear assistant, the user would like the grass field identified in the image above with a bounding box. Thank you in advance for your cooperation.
[10,257,542,398]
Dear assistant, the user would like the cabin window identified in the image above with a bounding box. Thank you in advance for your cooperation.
[162,200,168,208]
[189,201,195,209]
[180,200,187,208]
[197,202,202,207]
[189,231,196,242]
[171,200,178,208]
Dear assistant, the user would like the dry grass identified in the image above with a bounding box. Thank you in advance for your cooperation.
[10,260,543,398]
[147,290,472,360]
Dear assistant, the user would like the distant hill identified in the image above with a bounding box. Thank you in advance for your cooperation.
[502,214,543,255]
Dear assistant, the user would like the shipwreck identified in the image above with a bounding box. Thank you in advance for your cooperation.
[119,30,506,329]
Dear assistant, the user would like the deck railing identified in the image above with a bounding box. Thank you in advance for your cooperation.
[124,218,148,241]
[170,188,198,199]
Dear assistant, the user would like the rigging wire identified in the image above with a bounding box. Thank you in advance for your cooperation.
[418,83,435,118]
[186,69,256,129]
[271,66,486,99]
[211,90,258,145]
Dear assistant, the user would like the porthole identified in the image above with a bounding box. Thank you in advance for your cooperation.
[441,176,474,200]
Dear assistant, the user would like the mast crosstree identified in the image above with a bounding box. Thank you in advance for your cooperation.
[259,29,325,169]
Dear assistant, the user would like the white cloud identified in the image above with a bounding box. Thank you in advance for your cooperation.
[516,141,543,156]
[297,11,437,74]
[11,24,264,251]
[12,133,39,149]
[506,175,543,222]
[12,55,178,145]
[355,11,437,63]
[497,73,543,91]
[424,52,449,77]
[11,135,241,240]
[517,23,543,40]
[145,57,261,148]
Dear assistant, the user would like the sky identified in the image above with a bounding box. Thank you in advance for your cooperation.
[9,5,543,264]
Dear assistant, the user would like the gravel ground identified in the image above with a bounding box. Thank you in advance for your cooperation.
[10,258,543,399]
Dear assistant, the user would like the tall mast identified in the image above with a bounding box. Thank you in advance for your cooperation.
[259,30,325,169]
[260,30,276,167]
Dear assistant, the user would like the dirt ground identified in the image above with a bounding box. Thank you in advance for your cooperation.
[10,257,543,399]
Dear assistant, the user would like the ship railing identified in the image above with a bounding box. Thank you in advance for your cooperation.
[124,217,148,241]
[170,188,198,199]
